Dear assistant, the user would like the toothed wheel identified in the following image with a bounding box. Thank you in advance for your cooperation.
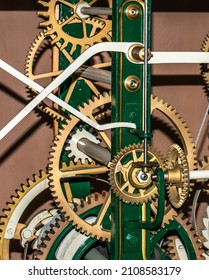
[165,144,190,209]
[201,34,209,87]
[34,191,110,259]
[49,92,111,241]
[199,156,209,194]
[109,144,165,205]
[38,0,112,55]
[49,94,197,239]
[159,213,205,260]
[0,171,56,259]
[65,126,100,164]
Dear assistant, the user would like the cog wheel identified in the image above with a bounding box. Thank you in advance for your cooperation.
[199,156,209,193]
[201,33,209,87]
[49,94,197,239]
[38,0,112,54]
[25,31,66,121]
[0,171,56,259]
[25,29,111,122]
[165,144,190,209]
[151,95,197,172]
[34,191,110,259]
[65,126,100,164]
[160,213,205,260]
[109,144,165,205]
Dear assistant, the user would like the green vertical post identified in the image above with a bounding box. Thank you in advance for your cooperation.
[111,0,152,260]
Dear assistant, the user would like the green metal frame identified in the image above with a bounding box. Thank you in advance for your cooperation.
[53,0,200,260]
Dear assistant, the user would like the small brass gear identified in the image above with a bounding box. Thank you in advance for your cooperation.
[201,33,209,87]
[34,191,110,259]
[38,0,112,54]
[165,144,190,209]
[109,144,165,205]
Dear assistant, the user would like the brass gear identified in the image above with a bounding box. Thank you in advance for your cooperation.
[34,191,110,259]
[199,156,209,194]
[49,94,196,239]
[162,213,204,260]
[201,33,209,87]
[165,144,190,209]
[0,171,53,259]
[25,30,111,120]
[25,31,65,121]
[48,92,111,241]
[109,144,165,205]
[38,0,112,54]
[151,95,197,172]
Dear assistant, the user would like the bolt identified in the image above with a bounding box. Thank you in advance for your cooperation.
[140,172,149,181]
[126,233,139,246]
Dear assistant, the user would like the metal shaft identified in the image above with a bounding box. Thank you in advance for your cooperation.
[80,7,112,16]
[143,0,149,164]
[76,66,111,84]
[77,138,111,165]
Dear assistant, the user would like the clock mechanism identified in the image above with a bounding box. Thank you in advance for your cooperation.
[0,0,208,260]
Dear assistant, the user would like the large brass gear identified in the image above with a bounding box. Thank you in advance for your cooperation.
[201,33,209,87]
[0,171,53,259]
[199,156,209,193]
[38,0,112,54]
[109,144,165,205]
[151,95,197,171]
[161,213,205,260]
[165,144,190,209]
[48,94,197,240]
[49,92,111,241]
[34,191,110,259]
[25,31,66,121]
[25,30,111,121]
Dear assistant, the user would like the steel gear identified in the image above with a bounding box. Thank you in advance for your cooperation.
[165,144,190,209]
[201,33,209,87]
[34,191,110,259]
[38,0,112,54]
[109,144,165,205]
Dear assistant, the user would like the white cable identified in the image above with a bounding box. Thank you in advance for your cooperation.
[1,42,209,140]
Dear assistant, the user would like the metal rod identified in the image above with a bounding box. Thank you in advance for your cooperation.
[143,0,149,164]
[190,170,209,180]
[195,102,209,147]
[80,7,112,16]
[76,66,111,84]
[77,138,111,165]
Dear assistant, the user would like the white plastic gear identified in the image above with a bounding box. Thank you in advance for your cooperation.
[65,127,100,164]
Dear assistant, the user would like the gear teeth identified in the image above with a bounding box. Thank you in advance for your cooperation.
[109,143,164,205]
